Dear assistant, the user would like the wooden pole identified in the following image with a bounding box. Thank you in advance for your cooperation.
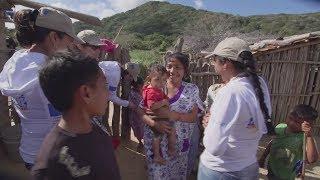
[120,79,131,140]
[113,25,123,43]
[301,133,307,179]
[0,8,10,129]
[8,0,102,26]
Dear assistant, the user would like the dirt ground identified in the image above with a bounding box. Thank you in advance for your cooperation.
[1,131,320,180]
[117,132,320,180]
[1,104,319,180]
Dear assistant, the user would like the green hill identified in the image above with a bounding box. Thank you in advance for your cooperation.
[74,1,320,52]
[6,1,320,66]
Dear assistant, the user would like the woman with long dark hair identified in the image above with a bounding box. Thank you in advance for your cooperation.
[142,52,204,179]
[198,37,273,180]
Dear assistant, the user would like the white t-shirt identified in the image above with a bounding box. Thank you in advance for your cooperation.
[0,50,61,163]
[200,76,271,172]
[98,61,129,107]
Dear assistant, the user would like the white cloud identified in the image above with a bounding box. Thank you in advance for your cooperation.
[107,0,165,12]
[107,0,146,12]
[44,2,79,22]
[49,1,116,19]
[51,2,71,10]
[79,2,116,18]
[194,0,203,9]
[100,9,117,18]
[5,0,168,25]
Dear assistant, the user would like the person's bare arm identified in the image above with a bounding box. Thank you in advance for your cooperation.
[150,99,169,111]
[302,121,319,163]
[136,107,172,134]
[306,137,319,163]
[172,105,198,123]
[259,139,272,168]
[202,112,210,128]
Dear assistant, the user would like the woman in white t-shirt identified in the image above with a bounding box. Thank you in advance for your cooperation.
[0,7,83,170]
[198,37,274,180]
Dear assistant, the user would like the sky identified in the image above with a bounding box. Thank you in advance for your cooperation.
[5,0,320,28]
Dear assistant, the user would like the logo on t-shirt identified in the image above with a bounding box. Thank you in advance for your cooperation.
[12,95,28,110]
[246,118,256,129]
[59,146,91,178]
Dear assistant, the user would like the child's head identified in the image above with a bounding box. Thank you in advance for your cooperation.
[286,104,318,133]
[145,64,168,89]
[132,76,144,92]
[39,52,108,117]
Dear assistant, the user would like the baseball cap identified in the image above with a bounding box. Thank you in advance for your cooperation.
[77,30,101,46]
[125,62,140,82]
[205,37,250,62]
[35,7,84,44]
[100,38,119,53]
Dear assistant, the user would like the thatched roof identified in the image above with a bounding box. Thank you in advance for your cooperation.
[250,31,320,52]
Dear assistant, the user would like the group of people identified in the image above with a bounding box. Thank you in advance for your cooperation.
[0,6,319,180]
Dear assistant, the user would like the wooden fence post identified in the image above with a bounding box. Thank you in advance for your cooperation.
[0,8,10,130]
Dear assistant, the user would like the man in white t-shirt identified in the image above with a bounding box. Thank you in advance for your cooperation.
[76,30,140,108]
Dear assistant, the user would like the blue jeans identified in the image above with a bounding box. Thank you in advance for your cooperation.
[197,162,259,180]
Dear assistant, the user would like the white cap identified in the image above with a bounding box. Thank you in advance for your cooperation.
[77,30,101,46]
[205,37,250,62]
[36,7,84,44]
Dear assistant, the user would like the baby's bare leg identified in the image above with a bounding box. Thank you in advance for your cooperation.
[152,137,166,165]
[167,127,177,157]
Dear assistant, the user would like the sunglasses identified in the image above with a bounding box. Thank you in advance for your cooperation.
[84,44,101,50]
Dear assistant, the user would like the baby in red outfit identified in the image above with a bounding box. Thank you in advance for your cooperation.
[143,64,176,165]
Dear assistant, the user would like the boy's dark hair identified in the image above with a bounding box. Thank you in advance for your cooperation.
[289,104,318,121]
[39,52,101,112]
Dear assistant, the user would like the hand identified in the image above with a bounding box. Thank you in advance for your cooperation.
[153,121,172,134]
[301,121,313,137]
[162,99,170,107]
[169,111,181,121]
[202,112,210,128]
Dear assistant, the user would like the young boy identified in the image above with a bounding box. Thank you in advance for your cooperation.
[259,104,319,180]
[31,53,121,180]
